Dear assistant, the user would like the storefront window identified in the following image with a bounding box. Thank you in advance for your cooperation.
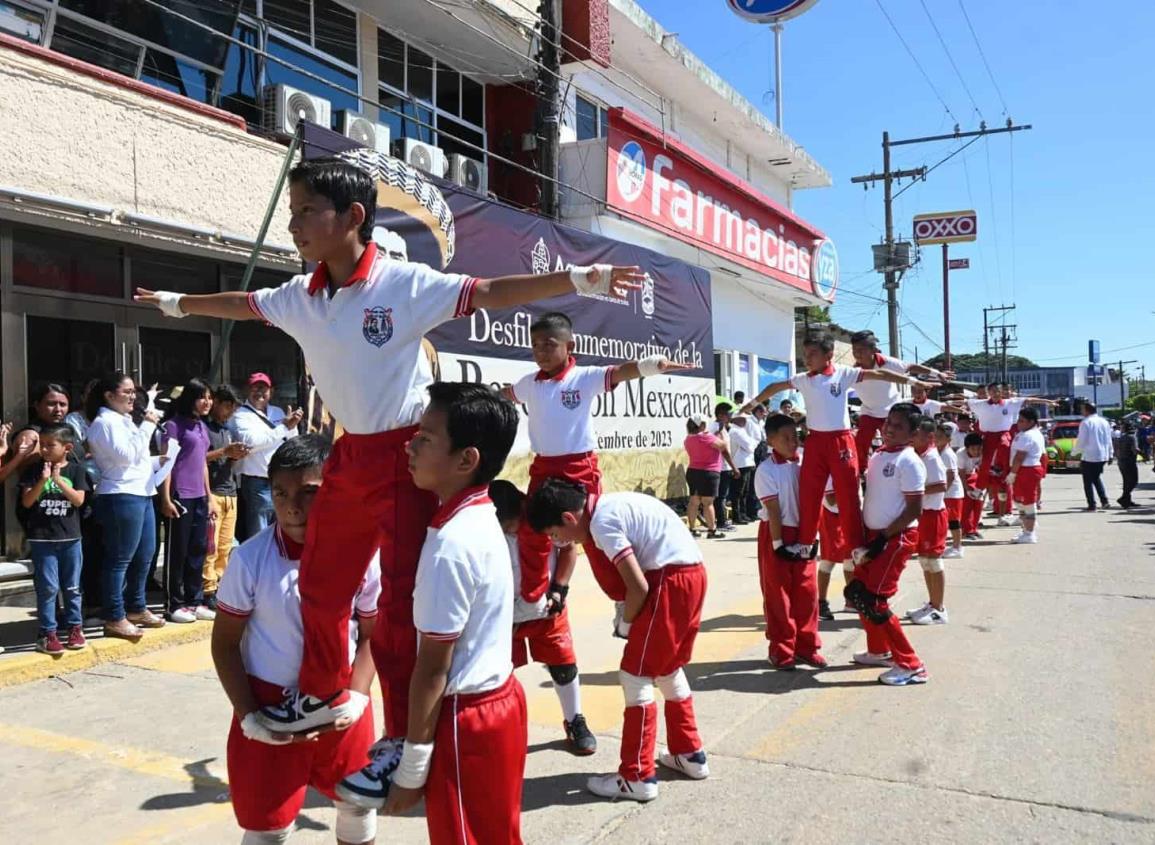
[130,249,219,296]
[0,1,46,43]
[13,227,123,298]
[219,23,261,125]
[25,316,116,405]
[50,14,142,76]
[140,48,214,103]
[437,116,484,163]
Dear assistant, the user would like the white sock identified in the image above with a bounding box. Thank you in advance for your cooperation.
[555,674,582,722]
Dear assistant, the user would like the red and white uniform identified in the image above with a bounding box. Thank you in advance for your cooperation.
[941,444,964,526]
[506,533,575,668]
[412,487,527,845]
[967,398,1021,511]
[957,447,984,535]
[1010,426,1047,505]
[587,492,706,783]
[913,398,945,417]
[247,242,477,731]
[754,451,821,665]
[789,365,865,550]
[818,478,849,564]
[917,447,948,558]
[217,526,379,832]
[854,354,905,469]
[857,446,926,670]
[510,357,612,604]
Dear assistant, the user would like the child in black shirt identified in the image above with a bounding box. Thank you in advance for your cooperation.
[20,424,89,655]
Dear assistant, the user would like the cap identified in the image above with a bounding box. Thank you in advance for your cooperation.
[690,412,709,427]
[247,372,272,387]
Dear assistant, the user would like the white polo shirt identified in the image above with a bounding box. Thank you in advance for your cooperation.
[413,488,512,696]
[863,446,926,531]
[729,422,758,469]
[957,446,982,478]
[941,444,963,499]
[589,492,700,572]
[229,403,293,478]
[1011,427,1046,467]
[754,451,802,526]
[967,399,1017,433]
[247,243,477,435]
[913,398,945,418]
[919,446,947,510]
[216,526,380,688]
[510,359,613,456]
[788,365,862,432]
[855,354,906,418]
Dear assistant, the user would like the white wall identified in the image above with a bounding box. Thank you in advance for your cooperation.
[711,275,795,367]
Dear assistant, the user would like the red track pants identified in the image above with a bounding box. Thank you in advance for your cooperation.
[799,430,863,549]
[297,427,438,737]
[854,414,886,473]
[978,431,1014,515]
[756,523,821,664]
[961,474,984,534]
[854,528,922,670]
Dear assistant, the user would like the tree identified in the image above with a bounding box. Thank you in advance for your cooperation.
[1128,393,1154,413]
[921,352,1038,372]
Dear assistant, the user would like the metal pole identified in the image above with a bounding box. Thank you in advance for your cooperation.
[883,132,900,357]
[983,307,989,385]
[1121,360,1126,408]
[772,21,784,129]
[942,243,951,371]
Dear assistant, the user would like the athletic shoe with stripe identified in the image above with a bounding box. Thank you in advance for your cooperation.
[878,665,929,686]
[906,602,933,622]
[257,688,353,733]
[658,749,710,780]
[564,714,597,756]
[586,772,658,802]
[853,650,894,667]
[911,607,948,625]
[335,736,403,809]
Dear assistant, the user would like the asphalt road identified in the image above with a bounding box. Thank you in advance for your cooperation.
[1,471,1153,844]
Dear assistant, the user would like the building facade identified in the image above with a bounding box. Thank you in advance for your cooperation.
[953,366,1123,408]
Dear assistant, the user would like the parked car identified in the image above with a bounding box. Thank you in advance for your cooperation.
[1046,420,1083,470]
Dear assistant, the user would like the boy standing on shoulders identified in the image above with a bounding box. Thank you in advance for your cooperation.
[907,420,950,626]
[212,435,380,845]
[753,414,826,670]
[374,384,527,845]
[527,480,709,803]
[1007,407,1047,545]
[845,403,929,686]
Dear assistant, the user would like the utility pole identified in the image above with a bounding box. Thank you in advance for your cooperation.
[982,304,1015,384]
[982,309,989,385]
[535,0,561,218]
[1119,359,1138,409]
[853,121,1031,359]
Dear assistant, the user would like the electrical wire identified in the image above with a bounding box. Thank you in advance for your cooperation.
[918,0,983,119]
[957,0,1009,116]
[873,0,958,122]
[982,135,1005,301]
[1009,130,1017,304]
[892,133,982,201]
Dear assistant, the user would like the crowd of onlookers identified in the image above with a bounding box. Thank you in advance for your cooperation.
[0,372,300,655]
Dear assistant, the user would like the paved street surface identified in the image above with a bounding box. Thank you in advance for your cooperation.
[2,472,1154,844]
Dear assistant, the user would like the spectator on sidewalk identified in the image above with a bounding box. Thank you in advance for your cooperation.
[684,413,734,539]
[728,409,759,524]
[66,378,105,622]
[745,404,769,517]
[229,373,302,541]
[1075,402,1114,511]
[1116,421,1139,508]
[159,379,217,624]
[0,383,70,483]
[204,385,248,610]
[86,372,166,641]
[710,403,737,531]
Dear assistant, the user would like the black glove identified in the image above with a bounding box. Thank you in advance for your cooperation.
[546,580,569,615]
[864,533,889,560]
[808,542,820,561]
[774,544,801,561]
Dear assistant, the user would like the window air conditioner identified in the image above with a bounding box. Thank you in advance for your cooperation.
[262,84,331,136]
[402,139,447,178]
[448,153,487,194]
[336,110,391,155]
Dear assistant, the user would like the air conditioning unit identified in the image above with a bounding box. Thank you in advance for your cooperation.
[402,138,446,178]
[336,110,391,155]
[262,84,331,136]
[449,153,487,194]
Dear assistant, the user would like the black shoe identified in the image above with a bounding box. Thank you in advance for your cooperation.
[706,530,725,539]
[565,714,597,756]
[204,593,218,612]
[1084,505,1097,512]
[1101,501,1111,509]
[818,600,835,622]
[690,529,702,538]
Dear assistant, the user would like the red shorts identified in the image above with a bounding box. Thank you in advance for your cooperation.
[227,675,375,832]
[856,527,917,599]
[1013,465,1046,504]
[917,509,949,558]
[512,608,576,667]
[818,506,848,563]
[621,564,707,678]
[945,497,963,524]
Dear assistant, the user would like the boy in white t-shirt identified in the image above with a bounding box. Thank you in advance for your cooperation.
[957,433,986,540]
[936,423,965,558]
[212,435,379,845]
[527,482,708,803]
[907,420,950,626]
[1008,407,1047,544]
[372,383,526,844]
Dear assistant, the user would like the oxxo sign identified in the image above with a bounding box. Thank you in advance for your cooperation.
[912,210,978,245]
[606,108,835,298]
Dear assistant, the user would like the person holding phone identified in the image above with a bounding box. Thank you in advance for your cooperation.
[204,384,250,611]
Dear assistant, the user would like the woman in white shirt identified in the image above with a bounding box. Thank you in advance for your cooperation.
[85,372,166,641]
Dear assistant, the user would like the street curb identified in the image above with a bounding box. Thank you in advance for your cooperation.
[0,622,212,689]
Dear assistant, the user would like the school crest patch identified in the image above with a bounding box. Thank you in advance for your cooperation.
[362,307,393,347]
[560,389,582,410]
[883,462,897,478]
[829,383,842,396]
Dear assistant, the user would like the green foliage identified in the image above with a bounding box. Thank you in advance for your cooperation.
[1127,393,1154,413]
[921,352,1038,372]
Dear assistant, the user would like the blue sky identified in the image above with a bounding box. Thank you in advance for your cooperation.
[638,0,1155,378]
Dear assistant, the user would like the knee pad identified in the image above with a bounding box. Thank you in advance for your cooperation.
[1020,503,1037,517]
[997,491,1007,502]
[818,559,835,575]
[948,519,961,531]
[548,663,578,687]
[334,800,377,844]
[241,826,294,845]
[865,604,893,624]
[920,556,944,574]
[619,670,655,707]
[655,668,691,702]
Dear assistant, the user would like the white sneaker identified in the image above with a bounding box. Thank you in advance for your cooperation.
[878,665,929,686]
[853,651,894,667]
[194,605,216,621]
[257,689,358,733]
[912,607,948,625]
[1012,531,1038,544]
[167,607,197,624]
[996,515,1018,527]
[906,602,933,622]
[586,772,658,802]
[657,749,710,780]
[943,546,963,559]
[335,737,404,809]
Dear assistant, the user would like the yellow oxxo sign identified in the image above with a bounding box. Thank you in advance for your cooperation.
[912,210,978,245]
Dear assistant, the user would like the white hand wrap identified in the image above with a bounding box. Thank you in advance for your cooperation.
[392,740,435,789]
[637,354,665,378]
[772,539,783,550]
[613,600,631,639]
[570,264,615,296]
[241,712,292,746]
[1005,473,1017,487]
[343,689,370,723]
[153,290,187,318]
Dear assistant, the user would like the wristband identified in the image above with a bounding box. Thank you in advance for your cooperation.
[154,290,187,319]
[637,354,664,378]
[570,264,615,297]
[548,580,569,600]
[772,539,783,550]
[392,740,435,789]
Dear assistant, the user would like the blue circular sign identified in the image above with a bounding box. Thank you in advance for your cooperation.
[811,238,839,300]
[726,0,821,24]
[615,140,647,203]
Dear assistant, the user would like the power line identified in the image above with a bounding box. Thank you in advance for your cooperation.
[1034,340,1155,363]
[873,0,958,121]
[957,0,1009,116]
[1009,130,1018,303]
[982,136,1005,298]
[892,133,982,200]
[918,0,983,119]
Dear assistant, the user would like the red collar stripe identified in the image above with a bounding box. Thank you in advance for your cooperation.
[430,485,492,529]
[807,363,836,377]
[274,525,305,561]
[306,242,379,296]
[537,356,578,382]
[770,451,800,464]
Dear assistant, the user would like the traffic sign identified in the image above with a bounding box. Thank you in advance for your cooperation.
[948,258,970,270]
[912,210,978,245]
[1089,339,1100,364]
[725,0,821,23]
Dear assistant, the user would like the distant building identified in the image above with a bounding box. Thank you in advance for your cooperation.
[953,365,1123,408]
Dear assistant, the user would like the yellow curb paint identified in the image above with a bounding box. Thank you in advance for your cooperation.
[122,638,217,674]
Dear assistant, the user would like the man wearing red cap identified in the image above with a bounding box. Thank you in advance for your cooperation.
[230,373,303,540]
